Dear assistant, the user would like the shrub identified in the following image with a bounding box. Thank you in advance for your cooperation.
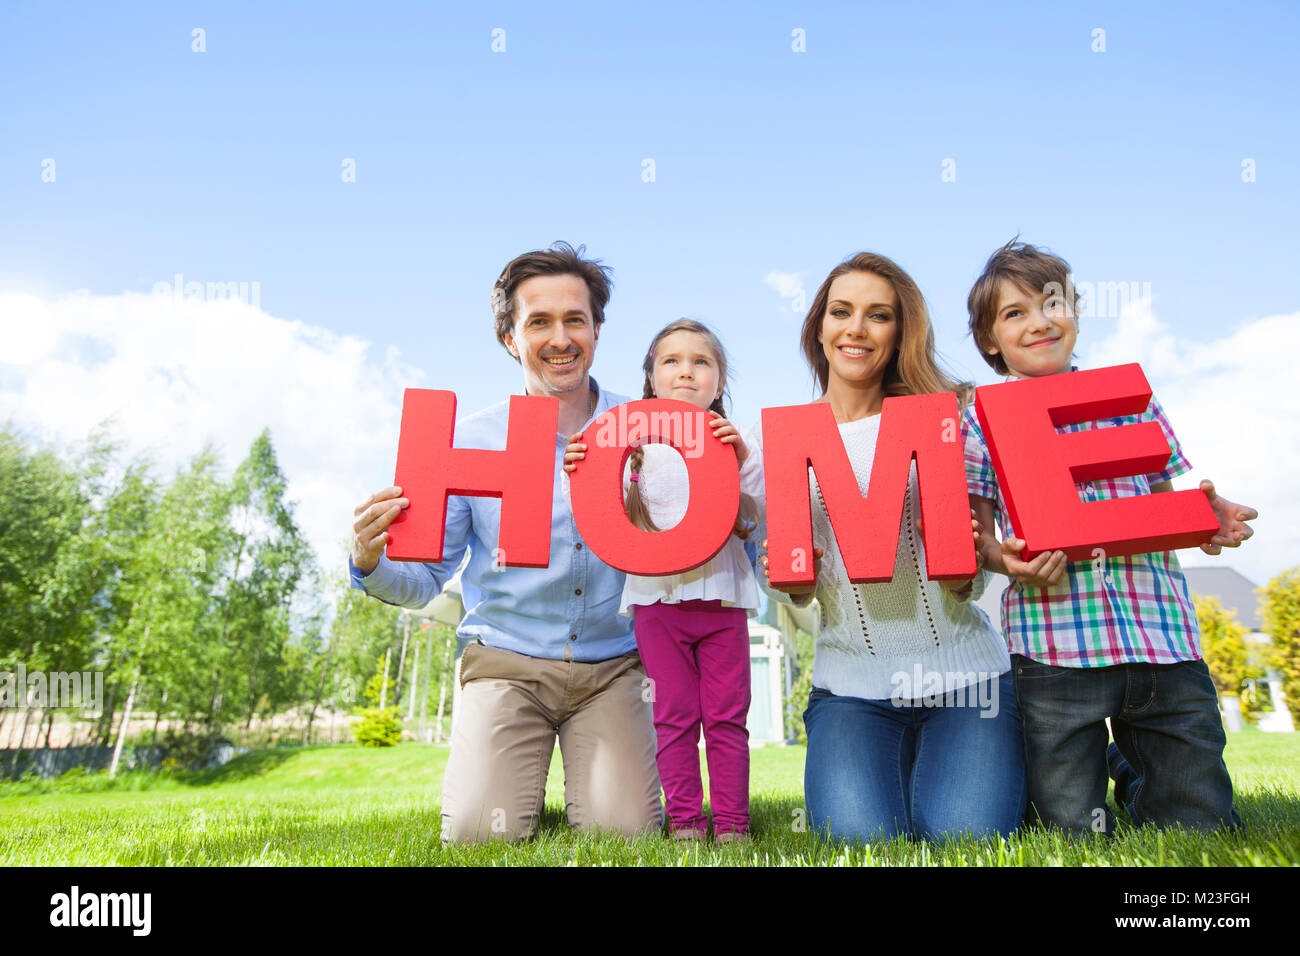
[352,707,402,747]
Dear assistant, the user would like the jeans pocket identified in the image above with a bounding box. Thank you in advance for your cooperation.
[1014,656,1069,680]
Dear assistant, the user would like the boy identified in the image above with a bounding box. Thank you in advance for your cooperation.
[960,240,1258,835]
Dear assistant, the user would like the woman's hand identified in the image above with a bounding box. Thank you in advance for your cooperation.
[710,413,749,464]
[562,433,586,474]
[758,537,823,595]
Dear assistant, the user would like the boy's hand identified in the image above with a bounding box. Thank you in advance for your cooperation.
[562,433,586,474]
[1001,538,1067,588]
[759,537,822,595]
[915,509,984,594]
[1198,480,1258,555]
[710,413,749,464]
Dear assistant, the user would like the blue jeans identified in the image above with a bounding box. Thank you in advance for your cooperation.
[1013,655,1239,834]
[802,672,1025,843]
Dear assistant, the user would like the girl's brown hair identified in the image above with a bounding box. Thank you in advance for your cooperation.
[624,319,758,540]
[800,252,972,404]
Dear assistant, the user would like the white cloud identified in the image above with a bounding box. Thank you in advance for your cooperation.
[762,270,805,300]
[1082,297,1300,587]
[0,288,422,589]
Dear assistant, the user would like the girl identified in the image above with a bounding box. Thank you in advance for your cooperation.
[760,252,1026,844]
[564,318,762,842]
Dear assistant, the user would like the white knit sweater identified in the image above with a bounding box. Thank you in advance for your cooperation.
[758,414,1009,701]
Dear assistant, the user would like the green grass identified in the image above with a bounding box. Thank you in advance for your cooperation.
[2,734,1298,865]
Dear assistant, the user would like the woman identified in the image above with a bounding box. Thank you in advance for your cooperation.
[761,252,1025,844]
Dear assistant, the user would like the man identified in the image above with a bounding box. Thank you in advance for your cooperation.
[349,241,662,843]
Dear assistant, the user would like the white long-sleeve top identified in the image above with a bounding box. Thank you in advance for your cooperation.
[756,413,1008,701]
[619,424,765,617]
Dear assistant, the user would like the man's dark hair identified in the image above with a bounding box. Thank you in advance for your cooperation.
[491,241,614,360]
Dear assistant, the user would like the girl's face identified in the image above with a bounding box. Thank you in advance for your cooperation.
[818,271,900,388]
[651,330,723,410]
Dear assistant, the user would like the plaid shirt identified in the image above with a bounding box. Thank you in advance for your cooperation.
[961,389,1202,667]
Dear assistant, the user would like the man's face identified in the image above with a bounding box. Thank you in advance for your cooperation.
[501,274,599,397]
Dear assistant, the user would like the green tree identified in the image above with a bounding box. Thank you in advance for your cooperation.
[0,425,89,758]
[362,654,397,707]
[1196,596,1259,721]
[1260,568,1300,721]
[205,430,315,733]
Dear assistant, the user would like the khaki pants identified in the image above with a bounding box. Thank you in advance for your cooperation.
[440,642,664,843]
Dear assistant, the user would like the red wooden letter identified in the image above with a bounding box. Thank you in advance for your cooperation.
[386,389,558,567]
[569,399,739,575]
[762,394,977,587]
[973,364,1218,561]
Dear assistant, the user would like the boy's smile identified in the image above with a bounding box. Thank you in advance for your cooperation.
[987,279,1078,378]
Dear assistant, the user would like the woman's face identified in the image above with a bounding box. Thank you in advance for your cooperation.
[817,271,900,389]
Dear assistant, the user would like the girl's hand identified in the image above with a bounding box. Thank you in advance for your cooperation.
[1197,479,1258,554]
[710,413,749,464]
[562,434,586,474]
[758,537,822,595]
[1000,538,1067,588]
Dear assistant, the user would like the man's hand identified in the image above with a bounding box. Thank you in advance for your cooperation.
[562,433,586,474]
[1198,479,1259,555]
[758,537,823,595]
[1000,538,1067,588]
[351,485,409,575]
[709,413,749,464]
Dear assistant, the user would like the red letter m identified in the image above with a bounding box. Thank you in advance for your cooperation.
[762,394,976,587]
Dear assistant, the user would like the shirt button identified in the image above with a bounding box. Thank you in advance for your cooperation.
[575,543,583,550]
[574,588,582,596]
[569,634,577,641]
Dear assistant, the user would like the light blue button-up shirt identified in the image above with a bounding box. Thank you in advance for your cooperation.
[349,378,635,662]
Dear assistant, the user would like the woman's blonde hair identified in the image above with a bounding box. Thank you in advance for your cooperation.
[625,319,757,540]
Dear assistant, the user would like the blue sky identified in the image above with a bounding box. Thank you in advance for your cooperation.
[2,1,1297,585]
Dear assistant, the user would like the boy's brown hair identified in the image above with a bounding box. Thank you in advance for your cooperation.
[967,240,1077,375]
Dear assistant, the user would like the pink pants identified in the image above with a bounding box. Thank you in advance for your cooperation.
[633,599,751,836]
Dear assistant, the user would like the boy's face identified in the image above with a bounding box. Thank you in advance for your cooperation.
[985,279,1077,378]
